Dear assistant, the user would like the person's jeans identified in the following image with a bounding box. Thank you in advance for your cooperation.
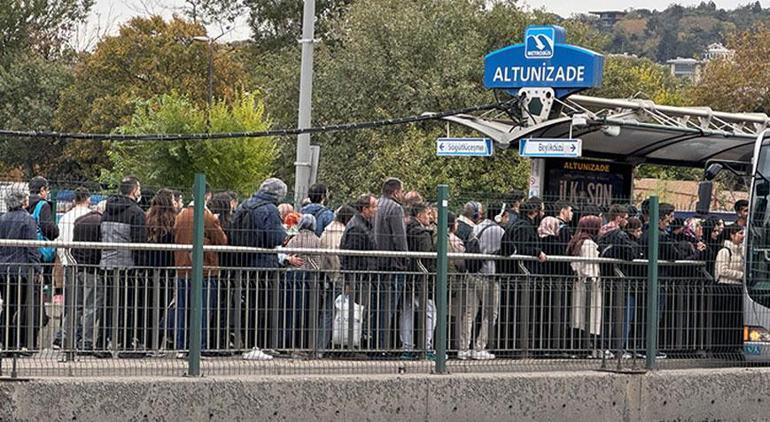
[317,284,336,352]
[174,277,218,351]
[371,273,405,350]
[280,271,309,350]
[622,292,637,351]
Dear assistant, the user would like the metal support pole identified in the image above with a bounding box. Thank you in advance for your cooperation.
[293,0,316,207]
[188,173,205,376]
[206,42,213,131]
[646,196,660,370]
[435,185,449,374]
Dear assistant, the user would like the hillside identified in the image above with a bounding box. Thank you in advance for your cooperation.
[577,1,770,61]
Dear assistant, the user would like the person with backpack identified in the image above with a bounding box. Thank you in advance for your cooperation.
[455,201,482,243]
[300,183,335,237]
[713,224,745,355]
[230,178,302,361]
[27,176,59,244]
[456,204,506,360]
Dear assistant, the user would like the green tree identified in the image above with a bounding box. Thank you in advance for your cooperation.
[0,54,74,178]
[243,0,353,50]
[0,0,92,60]
[108,92,276,195]
[591,55,686,105]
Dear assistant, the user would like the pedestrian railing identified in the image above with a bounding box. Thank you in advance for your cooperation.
[0,238,750,378]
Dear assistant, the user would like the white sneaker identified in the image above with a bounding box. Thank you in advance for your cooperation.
[471,350,495,360]
[242,348,273,361]
[457,350,472,360]
[176,352,187,360]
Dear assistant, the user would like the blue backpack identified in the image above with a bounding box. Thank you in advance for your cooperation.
[31,201,56,263]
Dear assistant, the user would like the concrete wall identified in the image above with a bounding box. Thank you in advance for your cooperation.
[0,368,768,421]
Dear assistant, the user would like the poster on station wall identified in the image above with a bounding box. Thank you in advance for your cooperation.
[543,158,633,207]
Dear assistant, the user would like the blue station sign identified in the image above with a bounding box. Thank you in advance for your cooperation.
[483,25,604,93]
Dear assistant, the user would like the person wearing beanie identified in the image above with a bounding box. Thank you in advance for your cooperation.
[231,177,301,361]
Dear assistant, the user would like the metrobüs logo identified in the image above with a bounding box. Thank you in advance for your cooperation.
[525,27,555,59]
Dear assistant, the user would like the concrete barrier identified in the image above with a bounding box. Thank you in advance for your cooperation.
[0,368,768,421]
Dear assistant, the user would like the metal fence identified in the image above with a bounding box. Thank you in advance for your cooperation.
[0,240,751,378]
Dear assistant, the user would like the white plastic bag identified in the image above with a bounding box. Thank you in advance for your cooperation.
[332,294,364,347]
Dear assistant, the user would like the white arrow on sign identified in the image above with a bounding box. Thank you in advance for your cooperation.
[519,138,582,158]
[436,138,494,157]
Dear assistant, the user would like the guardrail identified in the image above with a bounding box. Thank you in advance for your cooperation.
[0,239,745,378]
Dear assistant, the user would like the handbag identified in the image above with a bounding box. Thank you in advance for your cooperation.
[31,200,56,263]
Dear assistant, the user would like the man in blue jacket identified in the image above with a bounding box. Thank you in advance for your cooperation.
[300,183,335,237]
[231,178,303,360]
[0,191,42,352]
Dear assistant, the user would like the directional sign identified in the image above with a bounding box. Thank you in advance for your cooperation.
[519,138,582,158]
[436,138,494,157]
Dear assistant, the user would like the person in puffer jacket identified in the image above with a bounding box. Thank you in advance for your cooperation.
[100,176,147,355]
[100,176,146,270]
[230,178,288,269]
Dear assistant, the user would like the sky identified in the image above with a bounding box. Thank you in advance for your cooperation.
[80,0,770,48]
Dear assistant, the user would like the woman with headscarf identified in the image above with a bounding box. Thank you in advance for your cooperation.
[701,216,724,278]
[281,214,323,353]
[537,215,571,350]
[567,215,609,358]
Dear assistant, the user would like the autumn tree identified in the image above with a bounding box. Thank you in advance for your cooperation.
[51,16,250,180]
[690,25,770,114]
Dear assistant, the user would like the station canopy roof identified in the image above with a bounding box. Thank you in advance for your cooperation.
[441,94,770,168]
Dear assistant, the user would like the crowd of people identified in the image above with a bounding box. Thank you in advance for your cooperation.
[0,175,748,361]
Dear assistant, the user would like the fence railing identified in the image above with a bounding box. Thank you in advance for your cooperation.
[0,238,748,377]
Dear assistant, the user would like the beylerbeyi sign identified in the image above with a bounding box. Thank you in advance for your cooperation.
[483,25,604,92]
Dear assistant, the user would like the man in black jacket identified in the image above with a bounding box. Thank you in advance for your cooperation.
[26,176,59,243]
[341,194,378,272]
[500,197,547,275]
[340,194,378,352]
[0,191,42,352]
[401,202,436,356]
[100,176,148,357]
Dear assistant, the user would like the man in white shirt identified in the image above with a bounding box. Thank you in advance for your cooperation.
[53,187,92,349]
[57,187,93,267]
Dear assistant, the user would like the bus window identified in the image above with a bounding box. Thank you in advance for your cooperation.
[747,140,770,307]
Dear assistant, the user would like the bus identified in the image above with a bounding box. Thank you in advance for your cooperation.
[744,128,770,360]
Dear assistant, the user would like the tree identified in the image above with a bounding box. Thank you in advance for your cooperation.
[0,54,74,178]
[52,16,249,180]
[0,0,92,60]
[243,0,353,51]
[245,0,611,198]
[689,25,770,114]
[591,55,686,105]
[107,92,276,195]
